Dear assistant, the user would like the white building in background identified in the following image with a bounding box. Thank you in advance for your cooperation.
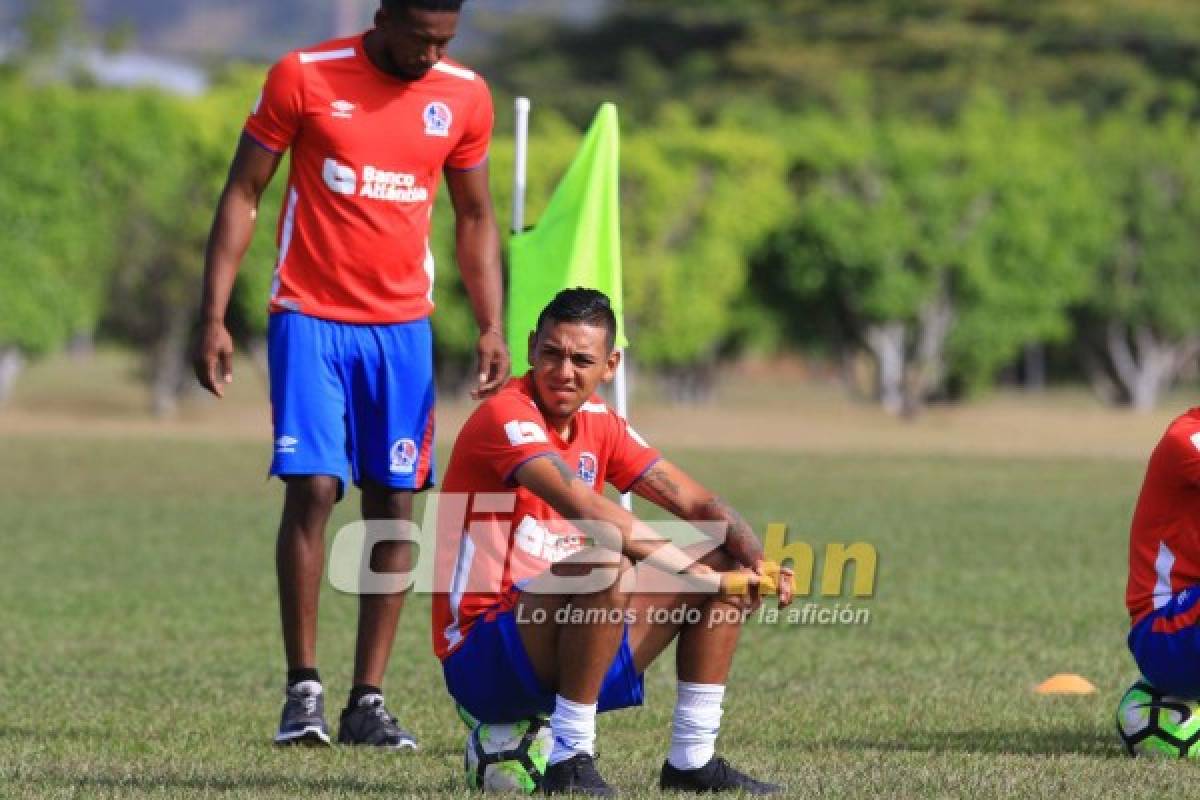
[81,48,208,95]
[0,36,209,96]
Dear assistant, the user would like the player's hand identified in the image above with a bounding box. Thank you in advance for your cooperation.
[193,320,234,398]
[755,559,795,608]
[692,564,764,612]
[472,329,510,400]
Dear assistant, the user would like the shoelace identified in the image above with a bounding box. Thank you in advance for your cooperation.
[365,701,399,729]
[288,690,319,716]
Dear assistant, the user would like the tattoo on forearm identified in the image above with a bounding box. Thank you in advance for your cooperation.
[702,496,763,565]
[639,464,683,509]
[546,453,578,485]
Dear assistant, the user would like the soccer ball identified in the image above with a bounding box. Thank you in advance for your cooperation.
[1116,679,1200,757]
[464,717,553,792]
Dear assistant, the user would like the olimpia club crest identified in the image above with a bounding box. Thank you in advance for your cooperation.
[390,438,418,474]
[423,101,452,137]
[577,452,598,486]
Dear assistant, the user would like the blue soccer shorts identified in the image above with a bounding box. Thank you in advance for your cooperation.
[267,311,436,497]
[1129,586,1200,698]
[443,598,645,724]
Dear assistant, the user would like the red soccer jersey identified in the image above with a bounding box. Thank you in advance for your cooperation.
[244,34,493,324]
[432,376,661,660]
[1127,409,1200,625]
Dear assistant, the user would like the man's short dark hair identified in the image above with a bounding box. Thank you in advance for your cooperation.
[535,288,618,351]
[381,0,466,13]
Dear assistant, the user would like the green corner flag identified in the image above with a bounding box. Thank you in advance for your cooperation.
[507,103,625,373]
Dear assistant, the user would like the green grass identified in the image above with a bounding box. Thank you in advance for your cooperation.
[0,435,1192,798]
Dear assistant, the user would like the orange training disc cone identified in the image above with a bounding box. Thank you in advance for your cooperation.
[1034,673,1097,695]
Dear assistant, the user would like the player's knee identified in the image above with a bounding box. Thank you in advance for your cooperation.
[362,482,413,519]
[586,555,633,606]
[286,475,340,513]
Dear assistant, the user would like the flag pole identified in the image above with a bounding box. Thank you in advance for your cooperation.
[512,97,531,234]
[605,109,633,511]
[615,353,632,510]
[511,98,632,510]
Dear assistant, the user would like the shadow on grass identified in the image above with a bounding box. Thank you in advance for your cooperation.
[826,727,1126,758]
[36,770,465,795]
[0,724,94,742]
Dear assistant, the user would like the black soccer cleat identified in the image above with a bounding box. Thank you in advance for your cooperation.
[273,680,331,746]
[660,755,782,794]
[337,693,418,750]
[541,753,616,796]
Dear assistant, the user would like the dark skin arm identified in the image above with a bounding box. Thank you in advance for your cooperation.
[193,136,283,397]
[444,164,509,399]
[632,459,794,604]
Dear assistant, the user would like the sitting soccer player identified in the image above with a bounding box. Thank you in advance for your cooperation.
[433,288,793,795]
[1127,407,1200,697]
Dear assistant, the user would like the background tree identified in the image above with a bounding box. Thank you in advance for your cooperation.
[1075,109,1200,411]
[96,91,235,415]
[486,0,1200,123]
[757,95,1110,414]
[0,80,119,401]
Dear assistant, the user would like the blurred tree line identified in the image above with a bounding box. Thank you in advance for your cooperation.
[4,0,1200,415]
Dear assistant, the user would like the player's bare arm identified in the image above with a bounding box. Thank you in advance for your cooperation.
[514,453,757,596]
[633,460,794,605]
[193,136,283,397]
[445,164,509,399]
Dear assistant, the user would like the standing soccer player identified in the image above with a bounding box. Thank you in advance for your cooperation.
[434,289,793,794]
[193,0,508,749]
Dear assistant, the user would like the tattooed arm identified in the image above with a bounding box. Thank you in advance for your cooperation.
[632,460,765,569]
[514,453,755,592]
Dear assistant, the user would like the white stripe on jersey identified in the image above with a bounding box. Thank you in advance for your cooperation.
[299,47,356,64]
[423,236,435,304]
[270,188,300,302]
[1154,541,1177,610]
[443,533,477,651]
[626,425,649,448]
[433,61,476,81]
[579,402,608,414]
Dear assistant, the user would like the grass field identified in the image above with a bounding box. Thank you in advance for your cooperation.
[1,354,1197,797]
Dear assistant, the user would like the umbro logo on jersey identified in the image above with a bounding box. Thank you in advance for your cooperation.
[331,99,356,119]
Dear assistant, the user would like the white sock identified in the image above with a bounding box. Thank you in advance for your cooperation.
[667,682,725,770]
[548,694,598,766]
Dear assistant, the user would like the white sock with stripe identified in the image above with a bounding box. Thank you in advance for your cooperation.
[667,681,725,770]
[548,694,598,766]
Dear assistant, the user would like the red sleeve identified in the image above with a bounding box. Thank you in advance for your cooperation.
[243,54,304,154]
[466,394,558,485]
[445,79,493,170]
[605,414,661,493]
